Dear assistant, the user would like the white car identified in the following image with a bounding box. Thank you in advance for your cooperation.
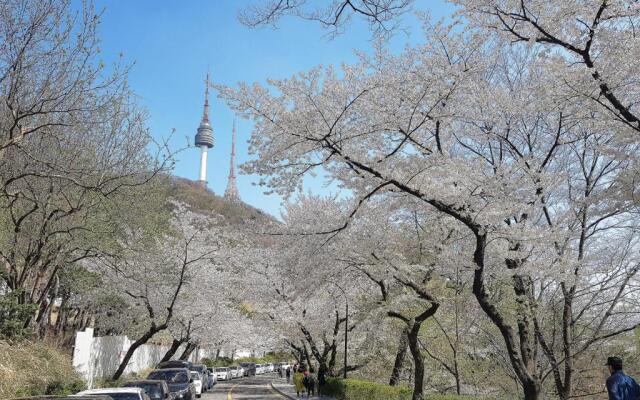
[216,367,230,381]
[75,387,150,400]
[190,371,203,398]
[255,364,264,374]
[267,363,274,372]
[237,366,245,377]
[228,366,238,379]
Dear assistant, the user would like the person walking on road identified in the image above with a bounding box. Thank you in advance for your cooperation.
[306,367,317,397]
[293,369,305,398]
[286,366,291,383]
[605,356,640,400]
[302,370,312,397]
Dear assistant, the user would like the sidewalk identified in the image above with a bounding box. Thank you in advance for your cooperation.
[270,376,335,400]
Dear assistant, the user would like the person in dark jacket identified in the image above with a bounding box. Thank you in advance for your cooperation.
[304,367,316,397]
[606,356,640,400]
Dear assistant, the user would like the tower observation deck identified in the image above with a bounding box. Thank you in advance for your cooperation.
[195,73,214,185]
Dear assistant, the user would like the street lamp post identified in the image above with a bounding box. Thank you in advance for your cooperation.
[330,282,349,379]
[344,301,348,379]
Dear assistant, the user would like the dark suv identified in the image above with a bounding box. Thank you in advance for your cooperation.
[239,362,256,376]
[147,368,195,400]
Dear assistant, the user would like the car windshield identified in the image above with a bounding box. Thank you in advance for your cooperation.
[148,370,189,383]
[217,367,228,372]
[190,372,200,380]
[99,394,140,400]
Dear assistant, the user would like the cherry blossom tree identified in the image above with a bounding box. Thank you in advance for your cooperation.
[454,0,640,137]
[218,14,640,398]
[98,205,220,380]
[239,0,414,37]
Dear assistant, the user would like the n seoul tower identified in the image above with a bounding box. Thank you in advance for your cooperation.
[195,73,214,186]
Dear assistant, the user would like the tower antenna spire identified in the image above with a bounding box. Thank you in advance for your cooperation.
[224,119,241,202]
[202,71,210,123]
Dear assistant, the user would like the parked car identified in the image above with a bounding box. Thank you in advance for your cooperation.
[256,364,264,374]
[146,368,195,400]
[157,360,192,370]
[189,372,202,398]
[189,365,208,392]
[237,366,245,378]
[122,380,173,400]
[228,366,238,379]
[75,388,149,400]
[239,362,256,376]
[266,363,274,373]
[215,367,230,381]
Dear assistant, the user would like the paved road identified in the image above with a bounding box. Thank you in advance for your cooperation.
[204,374,288,400]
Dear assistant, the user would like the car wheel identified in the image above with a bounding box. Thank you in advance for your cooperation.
[196,395,201,399]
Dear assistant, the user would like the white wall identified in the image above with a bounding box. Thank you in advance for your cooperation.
[72,328,212,388]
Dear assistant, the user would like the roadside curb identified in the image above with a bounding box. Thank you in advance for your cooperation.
[270,381,296,399]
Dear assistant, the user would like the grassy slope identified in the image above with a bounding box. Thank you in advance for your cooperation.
[0,340,85,398]
[167,176,275,226]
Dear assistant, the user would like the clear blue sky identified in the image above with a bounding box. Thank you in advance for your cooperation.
[92,0,453,217]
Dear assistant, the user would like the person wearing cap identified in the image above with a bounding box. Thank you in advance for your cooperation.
[605,356,640,400]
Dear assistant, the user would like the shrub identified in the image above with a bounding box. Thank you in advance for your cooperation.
[322,378,487,400]
[323,378,412,400]
[201,357,233,367]
[0,291,38,340]
[0,340,86,398]
[93,377,125,389]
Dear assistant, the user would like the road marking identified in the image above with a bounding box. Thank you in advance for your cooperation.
[226,383,239,400]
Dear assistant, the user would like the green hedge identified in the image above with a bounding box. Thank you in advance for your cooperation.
[323,378,412,400]
[322,378,483,400]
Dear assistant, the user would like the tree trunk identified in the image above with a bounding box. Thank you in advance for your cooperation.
[288,341,304,364]
[215,348,221,360]
[161,338,184,362]
[453,355,461,395]
[523,380,542,400]
[302,342,313,369]
[113,328,159,381]
[472,234,542,400]
[407,323,425,400]
[179,342,197,361]
[36,299,52,339]
[55,303,66,336]
[390,327,409,386]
